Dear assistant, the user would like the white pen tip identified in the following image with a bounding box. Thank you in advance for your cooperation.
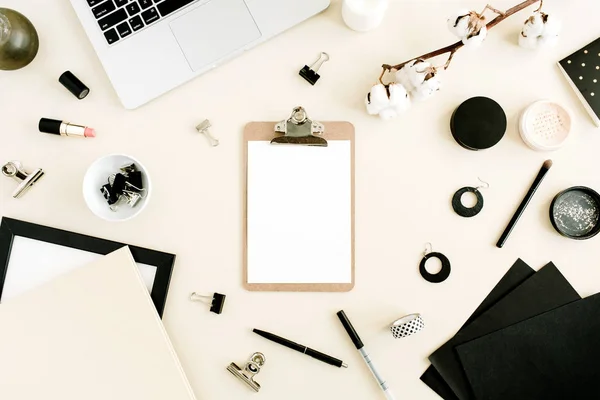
[342,363,348,368]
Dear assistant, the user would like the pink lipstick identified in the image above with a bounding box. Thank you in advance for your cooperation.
[39,118,95,138]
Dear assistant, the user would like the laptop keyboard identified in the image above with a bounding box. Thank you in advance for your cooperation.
[88,0,198,45]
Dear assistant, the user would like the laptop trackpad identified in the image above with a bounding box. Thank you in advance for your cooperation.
[170,0,261,71]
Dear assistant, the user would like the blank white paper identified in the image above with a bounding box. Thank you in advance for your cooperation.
[1,236,157,302]
[247,141,352,284]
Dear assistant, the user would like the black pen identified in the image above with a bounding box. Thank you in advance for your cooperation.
[253,329,348,368]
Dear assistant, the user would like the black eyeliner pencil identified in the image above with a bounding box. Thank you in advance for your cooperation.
[496,159,553,248]
[253,329,348,368]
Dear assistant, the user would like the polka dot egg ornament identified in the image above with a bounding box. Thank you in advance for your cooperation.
[390,314,425,339]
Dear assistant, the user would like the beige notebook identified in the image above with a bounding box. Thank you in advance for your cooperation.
[0,247,197,400]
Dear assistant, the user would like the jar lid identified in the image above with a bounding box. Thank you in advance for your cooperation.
[450,96,507,151]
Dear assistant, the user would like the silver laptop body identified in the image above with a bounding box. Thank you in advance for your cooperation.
[69,0,330,108]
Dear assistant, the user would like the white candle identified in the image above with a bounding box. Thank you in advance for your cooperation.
[342,0,389,32]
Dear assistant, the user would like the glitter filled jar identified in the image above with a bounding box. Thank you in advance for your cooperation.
[0,8,39,70]
[550,186,600,240]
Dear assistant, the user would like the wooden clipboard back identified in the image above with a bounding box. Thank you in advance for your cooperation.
[243,120,355,292]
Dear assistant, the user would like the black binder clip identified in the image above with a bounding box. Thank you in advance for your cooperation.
[190,292,226,314]
[299,52,329,85]
[272,106,327,147]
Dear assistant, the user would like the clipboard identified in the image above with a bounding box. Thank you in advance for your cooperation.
[243,107,355,292]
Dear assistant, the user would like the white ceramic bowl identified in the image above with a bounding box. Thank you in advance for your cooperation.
[83,154,151,222]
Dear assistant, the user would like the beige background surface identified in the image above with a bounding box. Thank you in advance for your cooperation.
[1,0,600,399]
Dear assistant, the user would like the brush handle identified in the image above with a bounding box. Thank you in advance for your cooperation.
[496,163,552,248]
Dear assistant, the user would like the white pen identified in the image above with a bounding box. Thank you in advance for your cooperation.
[337,310,396,400]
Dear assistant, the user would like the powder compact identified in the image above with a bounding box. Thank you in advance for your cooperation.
[519,100,572,151]
[550,186,600,240]
[451,96,507,150]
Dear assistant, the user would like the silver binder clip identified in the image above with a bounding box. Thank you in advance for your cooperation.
[273,106,327,147]
[2,161,44,198]
[196,119,219,147]
[227,352,266,392]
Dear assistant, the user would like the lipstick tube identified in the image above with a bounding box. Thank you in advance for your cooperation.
[38,118,96,138]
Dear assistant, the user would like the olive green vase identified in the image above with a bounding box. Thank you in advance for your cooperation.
[0,8,39,70]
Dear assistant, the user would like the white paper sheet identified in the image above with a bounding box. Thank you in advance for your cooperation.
[1,236,157,301]
[247,141,352,284]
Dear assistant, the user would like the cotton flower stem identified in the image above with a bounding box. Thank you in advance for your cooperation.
[380,0,541,77]
[479,4,505,18]
[378,68,387,84]
[443,49,458,69]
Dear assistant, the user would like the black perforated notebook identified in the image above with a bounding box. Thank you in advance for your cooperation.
[558,37,600,127]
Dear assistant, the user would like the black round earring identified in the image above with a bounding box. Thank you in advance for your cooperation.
[419,243,451,283]
[452,178,489,218]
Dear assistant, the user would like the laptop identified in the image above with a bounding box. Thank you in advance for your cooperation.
[69,0,330,109]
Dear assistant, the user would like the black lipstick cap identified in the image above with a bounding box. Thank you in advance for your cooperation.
[59,71,90,99]
[39,118,62,135]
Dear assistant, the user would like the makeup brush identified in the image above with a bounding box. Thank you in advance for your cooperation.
[496,159,553,248]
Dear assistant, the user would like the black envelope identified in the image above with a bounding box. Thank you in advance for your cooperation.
[429,263,581,400]
[420,259,535,400]
[456,293,600,400]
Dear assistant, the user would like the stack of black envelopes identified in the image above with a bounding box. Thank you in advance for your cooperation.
[421,259,600,400]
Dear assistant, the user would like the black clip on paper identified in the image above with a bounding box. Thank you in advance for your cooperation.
[272,106,327,147]
[299,52,329,85]
[190,292,226,314]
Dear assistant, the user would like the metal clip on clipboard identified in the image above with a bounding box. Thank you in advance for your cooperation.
[272,106,327,147]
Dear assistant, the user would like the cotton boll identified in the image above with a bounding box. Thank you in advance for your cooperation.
[365,83,410,119]
[395,63,415,92]
[388,83,411,113]
[365,84,388,115]
[519,33,539,49]
[447,10,472,38]
[522,12,545,37]
[409,60,433,88]
[411,75,442,102]
[519,12,561,49]
[462,25,487,48]
[396,60,432,92]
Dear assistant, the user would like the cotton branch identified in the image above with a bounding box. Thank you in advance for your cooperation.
[380,0,542,81]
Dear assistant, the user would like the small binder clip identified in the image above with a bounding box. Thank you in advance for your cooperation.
[196,119,219,147]
[227,352,266,392]
[2,161,44,198]
[190,292,226,314]
[299,52,329,85]
[273,106,327,147]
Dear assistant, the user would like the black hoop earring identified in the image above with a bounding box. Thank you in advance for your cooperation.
[452,178,489,218]
[419,243,451,283]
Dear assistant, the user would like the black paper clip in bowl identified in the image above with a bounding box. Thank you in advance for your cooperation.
[272,106,327,147]
[550,186,600,240]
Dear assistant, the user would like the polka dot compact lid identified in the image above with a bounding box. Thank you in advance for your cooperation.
[519,100,571,151]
